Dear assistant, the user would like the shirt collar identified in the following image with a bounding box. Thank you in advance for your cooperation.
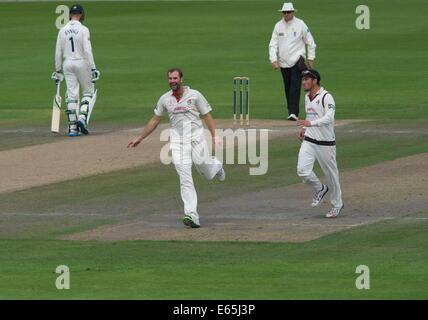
[314,87,324,96]
[283,17,294,25]
[171,86,189,97]
[308,87,324,101]
[69,20,82,26]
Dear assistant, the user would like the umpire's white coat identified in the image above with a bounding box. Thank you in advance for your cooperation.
[268,17,316,68]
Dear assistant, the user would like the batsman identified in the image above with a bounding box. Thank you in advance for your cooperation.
[52,4,100,136]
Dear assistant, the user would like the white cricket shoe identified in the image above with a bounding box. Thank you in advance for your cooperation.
[216,168,226,182]
[287,114,298,121]
[326,204,344,218]
[312,184,329,207]
[182,214,200,228]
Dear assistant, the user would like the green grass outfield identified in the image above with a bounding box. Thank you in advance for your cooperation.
[0,0,427,127]
[0,213,427,299]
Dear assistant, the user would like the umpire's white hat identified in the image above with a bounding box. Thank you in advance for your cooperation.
[278,2,297,12]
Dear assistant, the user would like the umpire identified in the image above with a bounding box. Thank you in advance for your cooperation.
[268,2,317,121]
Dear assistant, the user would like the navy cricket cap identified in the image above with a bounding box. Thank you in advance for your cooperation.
[70,4,84,14]
[302,69,321,82]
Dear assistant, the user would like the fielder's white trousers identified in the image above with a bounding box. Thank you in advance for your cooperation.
[297,140,343,208]
[63,59,94,101]
[171,137,223,222]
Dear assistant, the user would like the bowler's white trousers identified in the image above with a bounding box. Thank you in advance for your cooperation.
[297,140,343,208]
[171,136,223,221]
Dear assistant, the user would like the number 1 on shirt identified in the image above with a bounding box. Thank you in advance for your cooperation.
[69,37,75,52]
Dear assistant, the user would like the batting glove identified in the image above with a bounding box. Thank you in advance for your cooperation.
[91,69,101,82]
[51,71,64,82]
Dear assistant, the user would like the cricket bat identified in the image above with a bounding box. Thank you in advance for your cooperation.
[87,88,97,124]
[51,80,62,133]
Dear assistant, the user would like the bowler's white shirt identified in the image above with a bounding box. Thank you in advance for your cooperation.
[154,86,212,141]
[304,87,336,142]
[55,20,96,71]
[268,17,316,68]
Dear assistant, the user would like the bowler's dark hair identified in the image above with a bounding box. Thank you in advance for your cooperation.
[167,68,183,78]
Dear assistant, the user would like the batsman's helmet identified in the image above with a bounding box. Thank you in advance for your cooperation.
[69,4,85,22]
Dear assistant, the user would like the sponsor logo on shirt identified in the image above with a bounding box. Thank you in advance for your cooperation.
[306,107,318,116]
[173,105,191,114]
[328,104,335,110]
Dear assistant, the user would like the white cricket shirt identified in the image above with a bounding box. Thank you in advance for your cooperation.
[304,87,337,143]
[55,20,96,71]
[268,17,316,68]
[154,86,212,141]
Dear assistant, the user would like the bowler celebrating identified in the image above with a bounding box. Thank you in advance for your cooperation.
[52,4,100,136]
[296,69,344,218]
[127,68,226,228]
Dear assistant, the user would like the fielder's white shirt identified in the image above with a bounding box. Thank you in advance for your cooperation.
[55,20,96,71]
[268,17,316,68]
[304,87,336,142]
[154,86,212,141]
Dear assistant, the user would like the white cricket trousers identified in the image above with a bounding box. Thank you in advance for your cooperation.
[297,140,343,208]
[171,137,223,222]
[63,59,94,101]
[63,59,94,130]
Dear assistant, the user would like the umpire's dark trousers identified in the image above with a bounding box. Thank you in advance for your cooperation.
[280,63,301,117]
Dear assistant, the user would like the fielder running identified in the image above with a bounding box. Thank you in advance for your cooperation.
[127,68,226,228]
[296,69,344,218]
[52,4,100,136]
